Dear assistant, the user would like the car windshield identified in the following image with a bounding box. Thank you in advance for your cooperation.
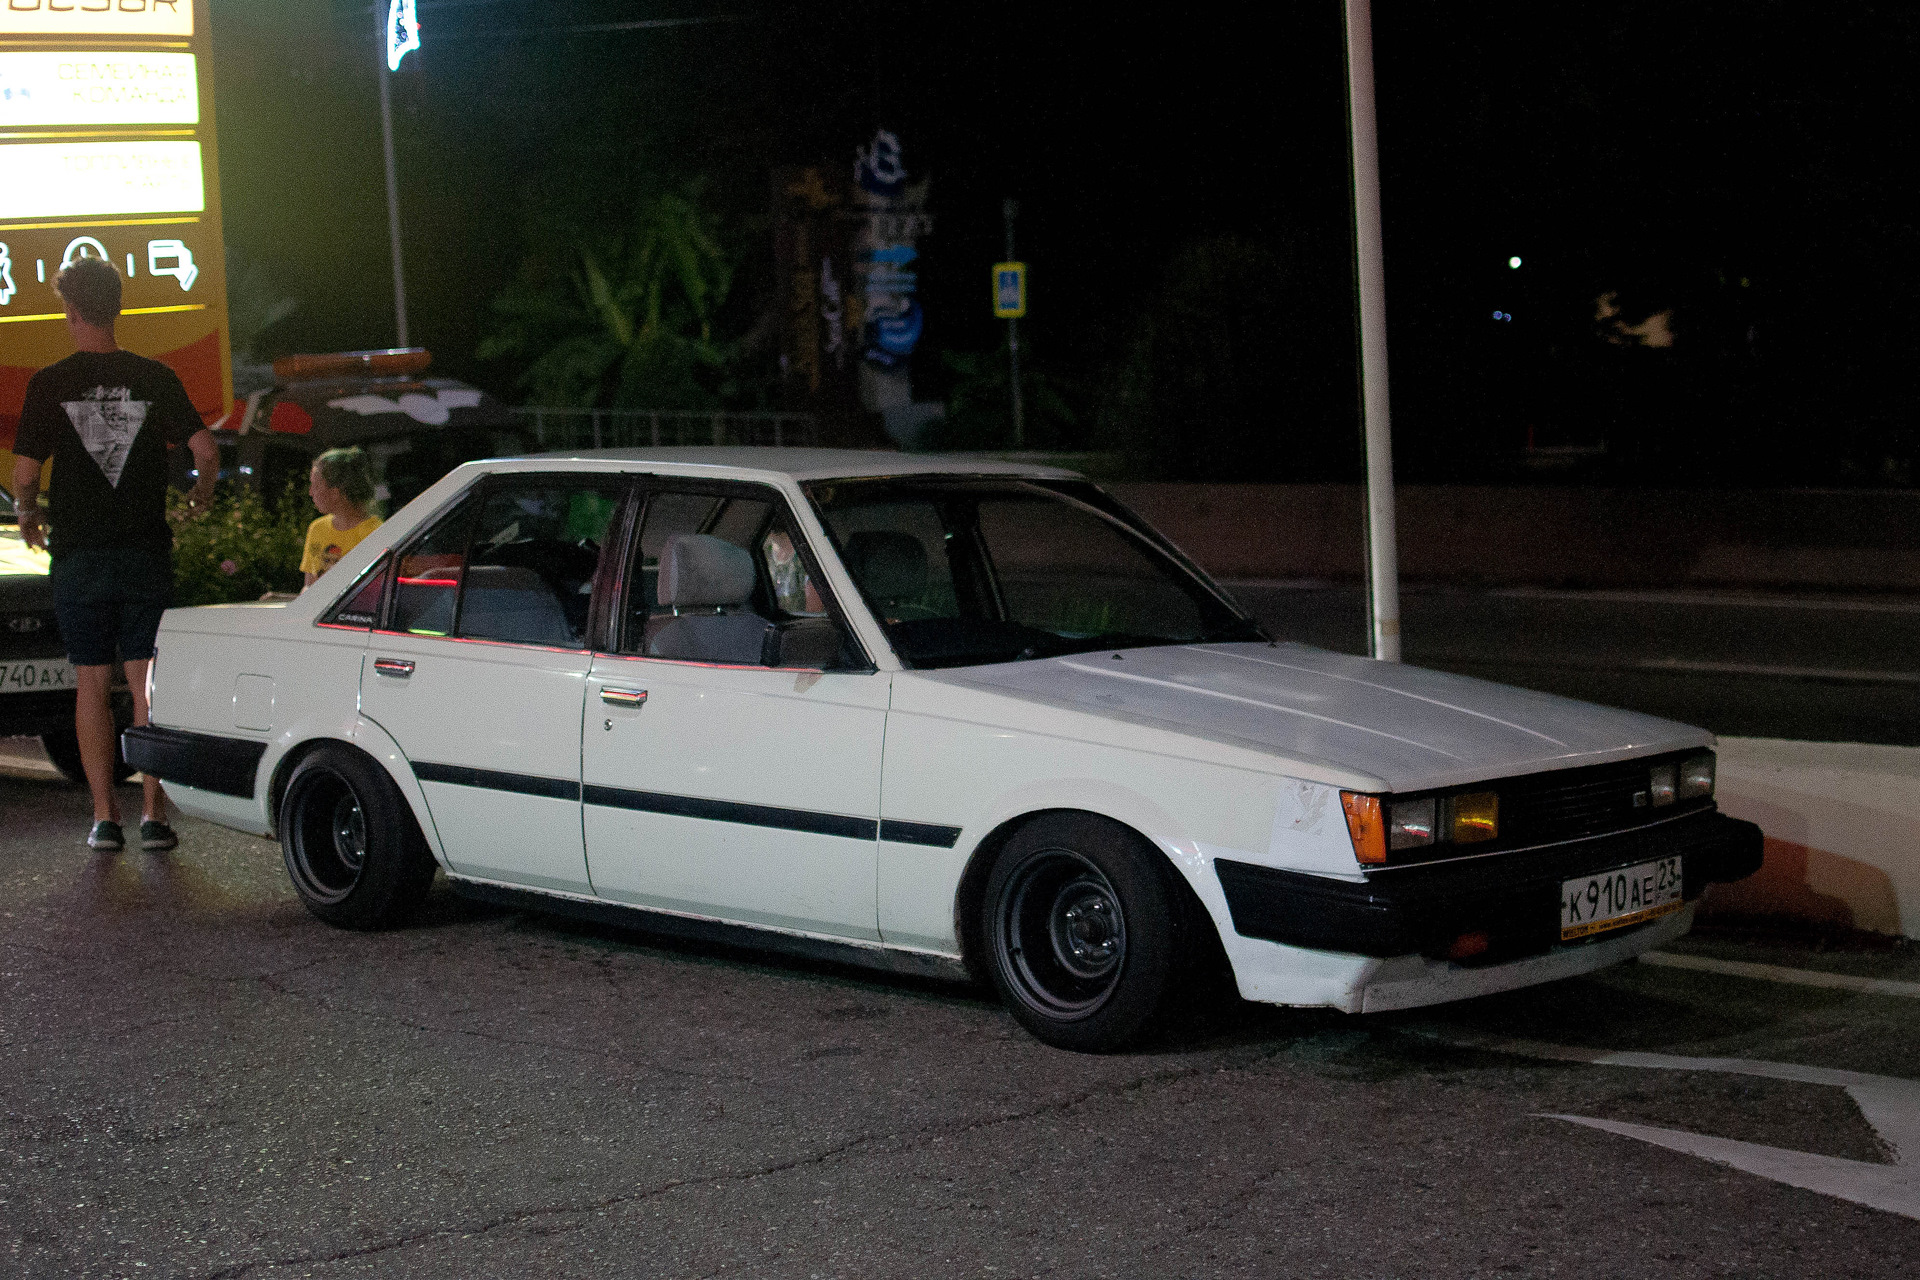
[807,477,1263,668]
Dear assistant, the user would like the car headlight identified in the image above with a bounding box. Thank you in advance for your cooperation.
[1648,762,1677,807]
[1678,751,1715,800]
[1388,797,1436,850]
[1446,791,1499,843]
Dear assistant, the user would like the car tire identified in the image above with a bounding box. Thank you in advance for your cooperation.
[280,745,436,930]
[40,721,135,787]
[983,813,1195,1053]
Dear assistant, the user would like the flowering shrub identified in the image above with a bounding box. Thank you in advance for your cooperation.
[168,479,312,606]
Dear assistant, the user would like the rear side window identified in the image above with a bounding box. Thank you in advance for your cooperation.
[318,553,392,630]
[387,481,622,647]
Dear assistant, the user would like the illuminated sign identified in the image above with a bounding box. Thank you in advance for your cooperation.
[387,0,419,72]
[0,141,205,219]
[0,52,200,127]
[0,0,229,456]
[0,2,193,38]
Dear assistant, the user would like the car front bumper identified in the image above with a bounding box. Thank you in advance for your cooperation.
[1214,808,1762,962]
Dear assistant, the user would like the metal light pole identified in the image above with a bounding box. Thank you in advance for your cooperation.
[378,1,417,347]
[1003,197,1026,449]
[1344,0,1401,661]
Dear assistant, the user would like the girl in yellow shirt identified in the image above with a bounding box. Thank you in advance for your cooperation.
[301,447,383,587]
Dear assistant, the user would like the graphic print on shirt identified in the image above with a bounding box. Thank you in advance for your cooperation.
[61,386,149,488]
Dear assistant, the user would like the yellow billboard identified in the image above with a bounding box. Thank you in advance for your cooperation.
[0,0,228,483]
[0,3,194,39]
[0,50,200,127]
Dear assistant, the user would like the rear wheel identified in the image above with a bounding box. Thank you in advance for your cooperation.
[983,813,1194,1053]
[280,746,436,929]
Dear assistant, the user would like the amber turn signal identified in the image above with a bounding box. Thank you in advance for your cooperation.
[1342,792,1387,864]
[1448,791,1499,843]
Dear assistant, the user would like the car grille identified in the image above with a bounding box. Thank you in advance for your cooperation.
[1500,758,1665,844]
[0,609,63,661]
[1376,750,1712,869]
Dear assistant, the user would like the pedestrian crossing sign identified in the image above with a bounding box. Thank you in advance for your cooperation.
[993,262,1026,318]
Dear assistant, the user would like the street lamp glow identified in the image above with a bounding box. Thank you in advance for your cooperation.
[1508,255,1522,269]
[387,0,421,72]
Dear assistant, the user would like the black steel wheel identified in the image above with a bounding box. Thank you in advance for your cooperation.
[983,813,1193,1052]
[280,745,435,929]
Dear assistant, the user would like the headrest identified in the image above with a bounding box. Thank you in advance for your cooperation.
[843,530,928,603]
[658,534,756,608]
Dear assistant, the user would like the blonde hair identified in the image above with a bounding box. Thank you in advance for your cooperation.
[314,447,376,507]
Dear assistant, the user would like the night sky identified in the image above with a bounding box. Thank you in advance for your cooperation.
[208,1,1918,484]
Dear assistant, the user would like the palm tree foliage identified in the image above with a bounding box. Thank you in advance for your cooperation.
[479,183,737,409]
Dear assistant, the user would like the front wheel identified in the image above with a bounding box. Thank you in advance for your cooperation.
[280,746,436,930]
[982,813,1193,1053]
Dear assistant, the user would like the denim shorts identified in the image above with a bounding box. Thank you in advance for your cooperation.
[49,544,174,667]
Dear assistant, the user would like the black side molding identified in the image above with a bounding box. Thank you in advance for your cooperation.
[122,725,268,800]
[583,784,877,841]
[879,819,963,848]
[414,761,580,801]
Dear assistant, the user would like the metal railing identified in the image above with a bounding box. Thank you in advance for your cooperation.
[510,407,818,452]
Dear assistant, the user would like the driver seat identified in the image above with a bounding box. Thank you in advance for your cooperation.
[644,534,771,665]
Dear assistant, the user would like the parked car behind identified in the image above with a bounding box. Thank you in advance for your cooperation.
[128,449,1763,1052]
[0,487,132,782]
[203,348,533,515]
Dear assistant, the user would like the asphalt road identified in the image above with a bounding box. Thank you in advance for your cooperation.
[5,746,1919,1278]
[1227,581,1920,746]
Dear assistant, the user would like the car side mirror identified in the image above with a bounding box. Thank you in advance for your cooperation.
[763,619,843,670]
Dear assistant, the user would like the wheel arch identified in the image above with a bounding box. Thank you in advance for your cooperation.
[267,727,448,871]
[265,737,342,836]
[951,799,1225,985]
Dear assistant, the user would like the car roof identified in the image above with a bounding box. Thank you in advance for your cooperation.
[505,446,1083,483]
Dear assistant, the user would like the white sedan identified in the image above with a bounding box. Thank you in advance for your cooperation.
[127,449,1762,1051]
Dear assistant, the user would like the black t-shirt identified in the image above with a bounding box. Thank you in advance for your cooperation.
[13,350,203,556]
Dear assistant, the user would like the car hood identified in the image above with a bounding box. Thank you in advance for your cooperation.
[0,532,50,581]
[924,641,1710,792]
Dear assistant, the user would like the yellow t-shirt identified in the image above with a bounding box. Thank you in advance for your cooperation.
[302,513,382,576]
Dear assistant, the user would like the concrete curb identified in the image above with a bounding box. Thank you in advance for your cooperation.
[1707,737,1920,940]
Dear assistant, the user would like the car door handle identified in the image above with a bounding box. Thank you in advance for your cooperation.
[373,657,415,678]
[600,686,648,707]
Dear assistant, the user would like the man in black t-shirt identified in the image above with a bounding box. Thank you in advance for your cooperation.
[10,257,218,853]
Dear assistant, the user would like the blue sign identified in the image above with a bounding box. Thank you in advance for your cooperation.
[993,262,1026,318]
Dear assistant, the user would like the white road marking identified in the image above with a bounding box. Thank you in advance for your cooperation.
[1641,951,1920,999]
[1548,1115,1920,1221]
[1490,587,1920,616]
[1410,1027,1920,1220]
[1222,580,1920,616]
[1637,657,1920,684]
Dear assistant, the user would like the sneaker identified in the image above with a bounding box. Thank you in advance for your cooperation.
[139,820,178,852]
[87,819,124,851]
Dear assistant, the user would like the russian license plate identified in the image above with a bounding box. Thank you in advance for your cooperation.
[1560,857,1683,940]
[0,658,75,693]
